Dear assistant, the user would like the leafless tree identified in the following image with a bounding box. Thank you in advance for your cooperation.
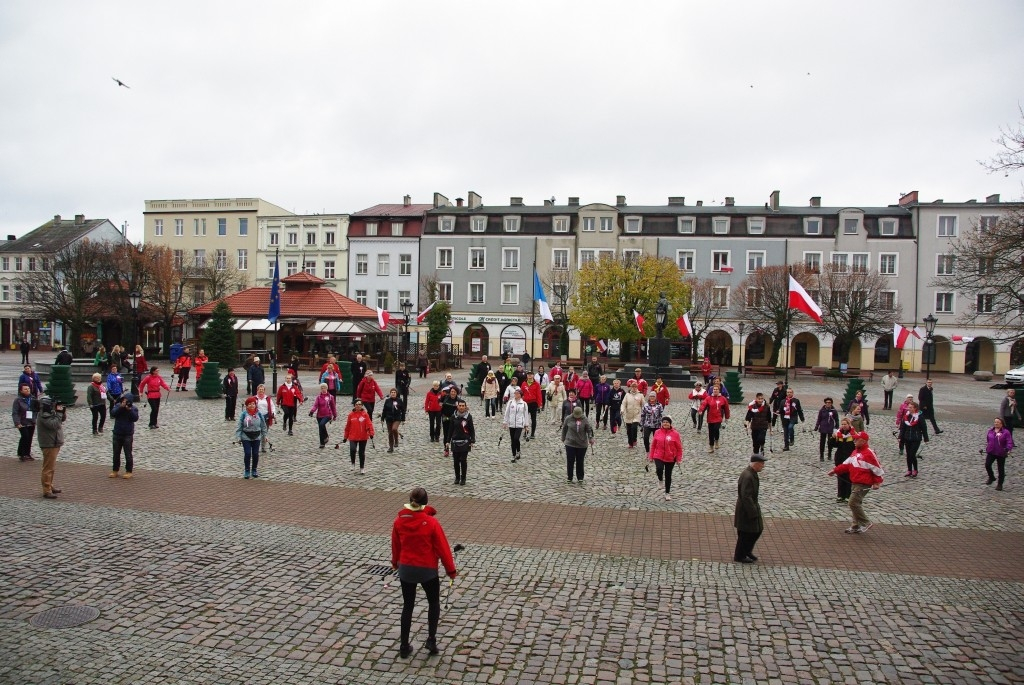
[815,264,903,362]
[685,277,732,363]
[981,105,1024,176]
[734,264,817,367]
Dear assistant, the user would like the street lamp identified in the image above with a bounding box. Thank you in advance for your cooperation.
[129,290,141,396]
[738,322,746,374]
[401,300,413,364]
[923,313,938,380]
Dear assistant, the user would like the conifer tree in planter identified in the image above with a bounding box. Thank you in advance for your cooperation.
[724,370,744,405]
[46,365,78,406]
[201,301,238,368]
[195,361,222,399]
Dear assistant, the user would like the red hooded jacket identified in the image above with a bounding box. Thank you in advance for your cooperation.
[391,504,457,576]
[356,376,384,403]
[343,409,375,441]
[520,380,544,408]
[423,389,442,413]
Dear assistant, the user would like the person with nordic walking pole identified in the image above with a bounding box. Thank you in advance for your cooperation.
[502,387,529,463]
[309,383,337,449]
[391,487,457,658]
[829,431,884,534]
[648,415,683,501]
[342,400,374,473]
[814,397,840,462]
[561,406,595,483]
[744,392,772,455]
[984,417,1014,491]
[449,399,475,485]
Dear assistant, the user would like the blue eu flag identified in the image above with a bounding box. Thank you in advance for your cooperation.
[268,254,281,324]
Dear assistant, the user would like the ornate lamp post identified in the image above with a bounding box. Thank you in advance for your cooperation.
[129,290,141,396]
[923,313,937,380]
[738,322,746,374]
[401,300,413,364]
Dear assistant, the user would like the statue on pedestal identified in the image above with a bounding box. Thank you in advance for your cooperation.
[654,292,671,338]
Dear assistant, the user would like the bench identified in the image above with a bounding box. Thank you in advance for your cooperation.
[743,366,779,377]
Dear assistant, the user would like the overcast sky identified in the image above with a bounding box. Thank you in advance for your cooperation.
[1,1,1022,242]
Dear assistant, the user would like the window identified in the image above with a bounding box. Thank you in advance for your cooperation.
[831,253,849,273]
[578,249,614,268]
[804,218,822,235]
[268,263,276,279]
[935,292,954,313]
[600,217,614,232]
[747,218,765,234]
[306,232,316,246]
[286,260,298,276]
[215,249,227,270]
[678,217,695,234]
[324,260,335,279]
[399,254,412,276]
[194,218,205,236]
[438,282,453,303]
[391,222,404,236]
[804,252,822,273]
[936,254,956,276]
[438,218,453,233]
[851,253,869,273]
[193,249,205,268]
[173,250,183,270]
[713,218,730,235]
[398,290,411,305]
[879,219,897,236]
[14,257,21,271]
[355,290,367,305]
[237,249,248,270]
[978,257,995,275]
[356,254,368,275]
[582,217,595,232]
[937,216,957,237]
[0,285,7,302]
[287,232,298,246]
[377,254,389,276]
[746,288,763,308]
[553,249,569,270]
[41,258,49,271]
[437,248,453,269]
[367,222,379,236]
[979,216,998,233]
[503,217,520,233]
[304,260,316,276]
[13,285,22,303]
[175,219,183,236]
[712,251,730,272]
[376,290,388,310]
[469,248,486,270]
[552,284,568,305]
[193,285,206,305]
[746,250,765,273]
[471,217,486,233]
[676,250,695,272]
[553,217,569,233]
[843,218,859,234]
[879,291,897,310]
[502,248,520,270]
[502,283,519,305]
[624,217,641,233]
[218,218,227,236]
[27,257,36,271]
[269,232,279,246]
[851,290,868,308]
[875,254,896,275]
[239,218,248,236]
[1,257,8,271]
[468,283,484,304]
[155,219,164,236]
[324,231,335,245]
[830,291,848,309]
[977,293,995,313]
[622,249,642,265]
[712,286,729,309]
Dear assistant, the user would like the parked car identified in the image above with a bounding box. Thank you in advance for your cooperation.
[1005,365,1024,386]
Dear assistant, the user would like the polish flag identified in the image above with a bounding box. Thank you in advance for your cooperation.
[952,335,975,343]
[913,326,927,340]
[893,323,914,349]
[788,275,822,323]
[416,301,436,324]
[376,307,390,331]
[596,339,608,353]
[633,309,645,336]
[676,313,693,337]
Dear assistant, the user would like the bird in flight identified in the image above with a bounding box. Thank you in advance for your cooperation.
[112,77,130,89]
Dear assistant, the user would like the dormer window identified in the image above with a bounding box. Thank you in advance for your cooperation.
[879,219,897,236]
[678,217,695,234]
[438,217,455,233]
[624,217,642,234]
[804,218,822,235]
[843,218,860,234]
[713,218,730,235]
[553,216,570,233]
[391,222,404,236]
[471,217,486,233]
[747,217,765,234]
[503,216,520,233]
[366,222,378,236]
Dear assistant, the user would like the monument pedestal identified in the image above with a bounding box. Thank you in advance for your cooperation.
[647,338,671,370]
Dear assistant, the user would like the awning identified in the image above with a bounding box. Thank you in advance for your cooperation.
[306,320,381,335]
[200,318,277,331]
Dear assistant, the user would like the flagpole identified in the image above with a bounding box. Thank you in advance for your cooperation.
[784,311,792,387]
[271,247,279,392]
[530,260,536,373]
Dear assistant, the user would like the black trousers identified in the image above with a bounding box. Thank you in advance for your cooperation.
[225,395,237,420]
[508,427,523,457]
[349,440,367,468]
[429,412,442,441]
[923,407,940,432]
[527,404,538,435]
[609,406,621,432]
[282,405,297,431]
[317,417,331,445]
[643,426,656,452]
[834,452,852,499]
[818,433,833,460]
[91,405,107,433]
[626,423,639,446]
[112,433,134,473]
[17,425,35,457]
[580,398,591,417]
[442,418,454,446]
[400,576,441,645]
[751,428,766,455]
[734,529,762,561]
[986,452,1006,485]
[565,446,587,481]
[655,460,676,493]
[691,407,704,430]
[452,450,468,482]
[148,398,161,427]
[883,390,894,410]
[595,403,609,427]
[905,440,921,473]
[708,422,721,447]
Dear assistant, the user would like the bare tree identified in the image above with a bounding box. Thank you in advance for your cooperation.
[815,264,903,363]
[191,259,249,304]
[685,278,732,363]
[981,105,1024,175]
[734,264,817,367]
[543,268,580,355]
[145,246,190,353]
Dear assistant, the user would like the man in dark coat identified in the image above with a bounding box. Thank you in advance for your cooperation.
[350,353,367,401]
[586,355,602,385]
[768,381,787,428]
[20,339,30,364]
[734,453,766,563]
[918,378,942,435]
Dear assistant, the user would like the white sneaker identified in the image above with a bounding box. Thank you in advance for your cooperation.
[360,467,365,475]
[664,494,672,501]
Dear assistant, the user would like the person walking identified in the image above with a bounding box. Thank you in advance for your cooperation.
[424,380,443,443]
[880,370,898,410]
[381,388,405,453]
[895,393,915,454]
[847,390,870,427]
[576,373,595,417]
[245,356,263,397]
[593,375,611,429]
[395,362,412,412]
[391,487,457,658]
[36,396,66,499]
[640,392,664,453]
[769,381,787,429]
[734,453,767,563]
[19,364,44,398]
[481,371,499,418]
[309,383,338,449]
[999,389,1021,436]
[546,376,566,425]
[813,397,840,462]
[743,392,772,455]
[631,368,648,396]
[608,379,625,436]
[174,349,194,392]
[561,389,582,425]
[778,388,805,451]
[13,384,37,461]
[253,385,275,452]
[449,399,475,486]
[105,365,125,412]
[831,418,857,503]
[355,370,385,419]
[701,357,713,385]
[342,400,375,473]
[350,353,367,399]
[652,376,671,408]
[440,386,460,456]
[898,400,925,478]
[561,406,595,484]
[137,366,171,429]
[416,351,429,378]
[622,382,644,449]
[502,387,529,463]
[223,368,239,421]
[688,382,707,432]
[586,355,603,387]
[109,393,140,479]
[276,373,305,436]
[846,403,865,433]
[699,386,731,453]
[648,416,683,501]
[235,396,268,479]
[320,355,343,397]
[829,431,884,534]
[87,373,108,435]
[918,378,942,435]
[985,417,1015,491]
[520,374,543,440]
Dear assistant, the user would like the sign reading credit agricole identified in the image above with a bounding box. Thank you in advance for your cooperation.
[450,315,530,324]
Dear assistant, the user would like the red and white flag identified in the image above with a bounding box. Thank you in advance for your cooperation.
[893,323,923,349]
[676,313,693,337]
[788,275,822,323]
[633,309,645,336]
[596,339,608,353]
[376,307,390,331]
[913,326,927,340]
[416,301,436,324]
[952,335,975,343]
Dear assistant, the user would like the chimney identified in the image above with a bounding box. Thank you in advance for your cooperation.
[433,192,450,208]
[898,190,918,206]
[568,197,579,206]
[696,200,704,207]
[986,193,1001,203]
[510,197,523,206]
[667,197,686,206]
[724,197,735,207]
[468,191,482,209]
[965,199,977,203]
[53,214,61,224]
[616,195,626,206]
[809,196,821,207]
[544,199,553,207]
[75,214,85,225]
[455,198,464,207]
[7,235,15,241]
[769,190,780,211]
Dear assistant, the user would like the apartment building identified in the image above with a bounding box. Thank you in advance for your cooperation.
[257,213,350,293]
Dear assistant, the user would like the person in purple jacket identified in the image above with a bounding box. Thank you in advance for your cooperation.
[985,417,1015,491]
[593,374,612,429]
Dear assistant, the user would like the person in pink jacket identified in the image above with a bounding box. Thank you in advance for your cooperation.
[575,374,595,417]
[648,416,683,501]
[137,366,170,429]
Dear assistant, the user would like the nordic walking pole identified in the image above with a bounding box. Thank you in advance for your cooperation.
[444,544,465,611]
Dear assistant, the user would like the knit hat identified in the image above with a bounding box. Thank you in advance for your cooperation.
[572,407,584,419]
[854,431,870,441]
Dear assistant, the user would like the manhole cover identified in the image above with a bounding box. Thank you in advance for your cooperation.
[364,564,396,577]
[29,605,100,629]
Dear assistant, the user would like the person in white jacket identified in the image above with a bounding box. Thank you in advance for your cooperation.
[502,388,530,463]
[546,375,567,424]
[880,370,898,410]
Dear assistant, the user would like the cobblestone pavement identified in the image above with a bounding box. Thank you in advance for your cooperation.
[1,362,1022,684]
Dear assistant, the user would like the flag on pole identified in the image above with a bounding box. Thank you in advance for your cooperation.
[596,339,608,353]
[788,275,822,323]
[534,271,553,322]
[952,335,975,343]
[893,323,922,349]
[633,309,645,336]
[376,307,390,331]
[267,253,281,324]
[416,301,436,324]
[912,326,926,340]
[676,313,693,337]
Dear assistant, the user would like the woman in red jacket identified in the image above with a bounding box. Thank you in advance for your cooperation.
[423,380,443,443]
[520,375,544,440]
[648,416,683,501]
[342,400,375,473]
[391,487,457,658]
[653,376,671,407]
[137,366,170,429]
[355,370,385,419]
[699,386,731,453]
